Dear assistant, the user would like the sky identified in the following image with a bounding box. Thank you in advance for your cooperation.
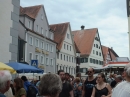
[20,0,129,58]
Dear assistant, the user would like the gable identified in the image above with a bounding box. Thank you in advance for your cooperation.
[90,31,103,60]
[60,24,76,56]
[72,28,97,56]
[50,22,69,50]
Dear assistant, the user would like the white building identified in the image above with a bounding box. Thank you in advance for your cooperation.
[0,0,20,63]
[72,26,104,77]
[50,22,77,75]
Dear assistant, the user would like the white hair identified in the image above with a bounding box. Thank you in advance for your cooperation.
[0,70,12,90]
[124,63,130,77]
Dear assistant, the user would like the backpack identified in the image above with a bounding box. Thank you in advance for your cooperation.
[27,85,37,97]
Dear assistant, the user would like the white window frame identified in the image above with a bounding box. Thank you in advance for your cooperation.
[35,54,39,60]
[50,58,53,65]
[29,36,33,45]
[41,55,44,65]
[46,43,49,51]
[41,41,44,49]
[35,38,39,47]
[36,25,39,32]
[28,21,31,29]
[29,52,33,61]
[41,28,43,34]
[67,33,69,39]
[46,57,49,65]
[50,45,53,52]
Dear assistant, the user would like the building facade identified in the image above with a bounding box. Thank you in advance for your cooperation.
[50,22,77,76]
[0,0,20,63]
[72,27,104,77]
[19,5,57,73]
[102,45,119,66]
[127,0,130,58]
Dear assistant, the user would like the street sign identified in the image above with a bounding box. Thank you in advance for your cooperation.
[31,60,38,67]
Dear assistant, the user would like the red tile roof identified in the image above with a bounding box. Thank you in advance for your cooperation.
[20,5,42,19]
[50,22,69,50]
[72,28,97,56]
[102,45,109,61]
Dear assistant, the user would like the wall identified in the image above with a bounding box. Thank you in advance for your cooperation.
[0,0,19,63]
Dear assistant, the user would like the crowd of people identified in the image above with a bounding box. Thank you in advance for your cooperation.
[0,64,130,97]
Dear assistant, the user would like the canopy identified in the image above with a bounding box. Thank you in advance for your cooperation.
[0,62,16,74]
[6,62,43,73]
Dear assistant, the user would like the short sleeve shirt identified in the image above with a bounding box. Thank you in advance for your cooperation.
[59,81,73,97]
[112,81,130,97]
[15,88,26,97]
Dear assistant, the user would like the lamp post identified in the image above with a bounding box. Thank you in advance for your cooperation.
[76,52,80,73]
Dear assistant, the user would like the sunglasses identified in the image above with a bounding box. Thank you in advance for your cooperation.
[87,71,93,73]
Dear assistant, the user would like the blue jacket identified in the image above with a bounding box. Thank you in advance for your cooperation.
[24,81,38,93]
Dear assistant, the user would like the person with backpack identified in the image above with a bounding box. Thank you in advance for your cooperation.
[21,76,38,97]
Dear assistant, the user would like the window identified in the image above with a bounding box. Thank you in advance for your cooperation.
[93,50,95,54]
[67,33,69,39]
[96,60,98,64]
[69,56,71,62]
[29,36,33,45]
[35,55,39,60]
[96,51,98,55]
[35,39,39,47]
[72,57,73,63]
[67,45,68,50]
[50,59,53,65]
[28,21,31,29]
[64,55,65,61]
[41,28,43,34]
[67,56,68,61]
[99,46,100,49]
[29,53,33,61]
[93,59,95,64]
[85,58,88,62]
[57,53,59,59]
[94,44,95,47]
[99,52,101,56]
[50,33,53,40]
[41,56,44,64]
[90,58,92,63]
[46,57,49,65]
[96,44,98,48]
[83,68,87,73]
[46,44,49,51]
[41,41,44,49]
[50,45,53,52]
[80,58,84,63]
[70,46,71,51]
[36,25,39,32]
[61,54,62,60]
[46,31,48,37]
[64,44,66,49]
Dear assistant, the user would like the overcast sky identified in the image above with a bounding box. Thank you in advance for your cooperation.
[20,0,129,58]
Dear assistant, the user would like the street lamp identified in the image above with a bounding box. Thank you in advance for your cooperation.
[76,52,80,73]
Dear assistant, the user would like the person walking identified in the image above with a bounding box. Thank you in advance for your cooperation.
[58,70,74,97]
[112,64,130,97]
[13,78,26,97]
[82,68,97,97]
[73,77,82,97]
[91,73,112,97]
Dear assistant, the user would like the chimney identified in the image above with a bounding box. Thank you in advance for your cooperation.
[81,25,85,30]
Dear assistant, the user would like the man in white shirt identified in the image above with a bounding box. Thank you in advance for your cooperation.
[112,64,130,97]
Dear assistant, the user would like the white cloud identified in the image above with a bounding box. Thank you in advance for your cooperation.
[20,0,129,58]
